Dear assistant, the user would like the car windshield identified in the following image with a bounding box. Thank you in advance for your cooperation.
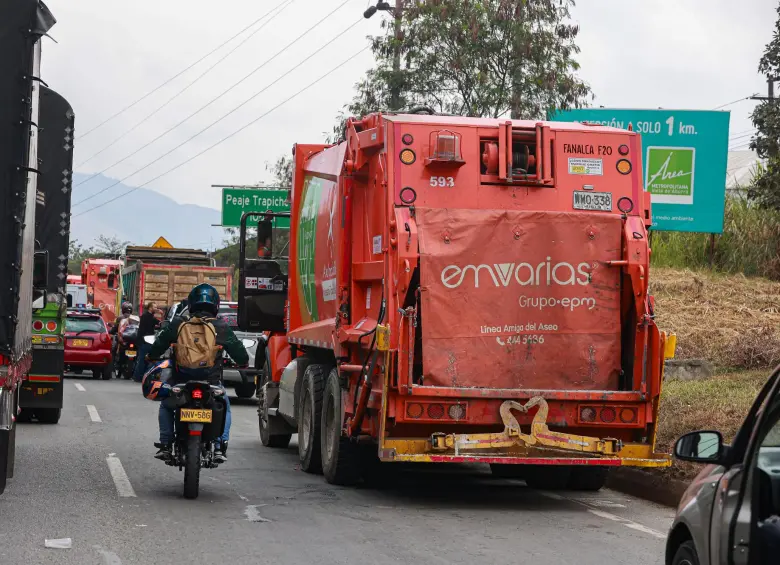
[66,317,105,334]
[217,307,238,329]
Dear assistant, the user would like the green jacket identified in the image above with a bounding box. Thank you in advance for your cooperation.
[149,311,249,367]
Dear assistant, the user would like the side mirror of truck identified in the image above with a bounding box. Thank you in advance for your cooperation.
[33,250,49,291]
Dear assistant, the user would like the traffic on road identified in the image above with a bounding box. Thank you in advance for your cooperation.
[3,1,780,564]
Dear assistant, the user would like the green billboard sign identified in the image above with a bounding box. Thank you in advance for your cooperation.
[551,108,730,233]
[221,187,290,228]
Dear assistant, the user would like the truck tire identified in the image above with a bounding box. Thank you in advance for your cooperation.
[523,465,571,490]
[489,464,526,479]
[321,368,361,485]
[35,408,61,425]
[235,382,255,399]
[258,359,291,448]
[298,363,326,474]
[567,467,610,491]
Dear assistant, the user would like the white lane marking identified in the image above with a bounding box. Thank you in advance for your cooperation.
[86,405,102,422]
[587,509,624,522]
[576,498,626,508]
[74,383,86,392]
[238,494,249,502]
[94,546,123,565]
[541,491,666,539]
[106,455,136,498]
[624,522,667,539]
[244,504,271,522]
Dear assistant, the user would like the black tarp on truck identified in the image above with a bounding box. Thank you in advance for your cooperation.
[0,0,56,494]
[20,86,75,423]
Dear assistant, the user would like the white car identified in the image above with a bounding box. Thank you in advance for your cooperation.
[216,302,260,399]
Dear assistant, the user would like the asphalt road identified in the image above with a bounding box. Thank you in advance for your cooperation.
[0,377,676,565]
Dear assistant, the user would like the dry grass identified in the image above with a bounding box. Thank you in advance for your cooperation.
[652,267,780,369]
[655,369,769,481]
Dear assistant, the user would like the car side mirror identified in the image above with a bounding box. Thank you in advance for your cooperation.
[674,430,724,463]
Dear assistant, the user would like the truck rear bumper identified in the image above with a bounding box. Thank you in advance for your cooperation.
[378,449,671,468]
[377,397,672,468]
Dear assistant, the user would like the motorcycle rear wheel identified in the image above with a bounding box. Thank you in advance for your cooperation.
[183,434,201,499]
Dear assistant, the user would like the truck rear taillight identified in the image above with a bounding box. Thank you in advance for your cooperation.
[46,321,57,332]
[618,144,629,156]
[600,407,616,423]
[405,401,468,422]
[579,405,639,425]
[33,320,43,331]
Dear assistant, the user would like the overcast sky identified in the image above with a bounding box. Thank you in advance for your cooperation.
[43,0,775,217]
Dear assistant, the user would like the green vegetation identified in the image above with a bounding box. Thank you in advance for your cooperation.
[651,197,780,280]
[657,369,768,481]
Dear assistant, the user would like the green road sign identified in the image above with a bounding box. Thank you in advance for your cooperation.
[221,187,290,228]
[551,108,730,233]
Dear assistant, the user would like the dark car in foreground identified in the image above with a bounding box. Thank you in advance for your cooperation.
[666,366,780,564]
[64,308,113,380]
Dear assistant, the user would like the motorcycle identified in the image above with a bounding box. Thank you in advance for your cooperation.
[120,343,138,379]
[141,335,255,499]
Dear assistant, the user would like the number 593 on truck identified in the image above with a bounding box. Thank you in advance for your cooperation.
[239,112,676,490]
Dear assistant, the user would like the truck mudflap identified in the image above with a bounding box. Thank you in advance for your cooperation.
[378,397,672,468]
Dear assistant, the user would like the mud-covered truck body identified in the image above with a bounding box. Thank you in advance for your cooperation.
[241,112,673,488]
[20,86,75,424]
[0,0,56,493]
[121,245,232,313]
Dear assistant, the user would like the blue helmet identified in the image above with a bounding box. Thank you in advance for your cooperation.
[187,283,220,316]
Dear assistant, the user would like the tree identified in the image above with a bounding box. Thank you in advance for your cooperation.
[94,235,130,258]
[340,0,591,126]
[68,239,98,274]
[267,155,293,188]
[749,4,780,209]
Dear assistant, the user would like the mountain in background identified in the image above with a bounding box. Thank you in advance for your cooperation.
[69,172,226,250]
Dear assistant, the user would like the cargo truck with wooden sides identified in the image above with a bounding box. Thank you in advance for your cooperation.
[121,244,232,314]
[239,111,676,490]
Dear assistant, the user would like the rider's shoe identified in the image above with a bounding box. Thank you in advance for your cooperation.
[214,441,228,463]
[154,442,172,461]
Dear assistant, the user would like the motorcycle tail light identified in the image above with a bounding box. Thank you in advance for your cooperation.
[192,389,203,399]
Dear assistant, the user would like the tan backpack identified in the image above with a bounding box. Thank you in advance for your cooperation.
[175,317,219,370]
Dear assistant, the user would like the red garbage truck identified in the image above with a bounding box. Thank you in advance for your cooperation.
[239,111,675,490]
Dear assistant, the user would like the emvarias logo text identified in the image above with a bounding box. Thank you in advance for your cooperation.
[441,258,592,289]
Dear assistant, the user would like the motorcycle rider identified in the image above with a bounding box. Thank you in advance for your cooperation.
[147,284,248,463]
[110,302,133,374]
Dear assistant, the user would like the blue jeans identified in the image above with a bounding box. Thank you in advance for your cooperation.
[133,343,152,382]
[158,387,230,445]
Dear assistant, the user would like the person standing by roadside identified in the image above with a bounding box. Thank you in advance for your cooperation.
[134,302,160,382]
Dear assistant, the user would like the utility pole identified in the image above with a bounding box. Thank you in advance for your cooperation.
[364,0,405,111]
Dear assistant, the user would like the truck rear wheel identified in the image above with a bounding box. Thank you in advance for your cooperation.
[523,465,571,490]
[298,363,326,474]
[489,464,526,479]
[321,368,361,486]
[35,408,61,425]
[567,467,610,491]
